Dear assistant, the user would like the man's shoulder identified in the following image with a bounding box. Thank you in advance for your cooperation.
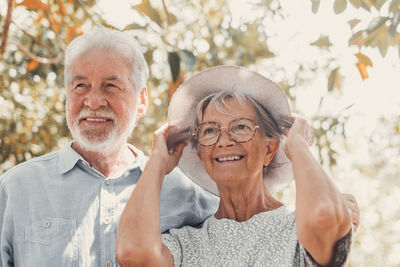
[0,150,61,185]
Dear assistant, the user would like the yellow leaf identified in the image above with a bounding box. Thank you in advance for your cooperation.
[34,12,45,25]
[66,25,75,44]
[26,60,39,71]
[334,0,347,14]
[56,0,66,15]
[355,52,373,66]
[16,0,47,10]
[134,0,162,26]
[356,62,369,80]
[51,21,61,32]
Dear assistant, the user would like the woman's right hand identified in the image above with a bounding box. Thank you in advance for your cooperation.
[284,116,314,160]
[150,124,185,175]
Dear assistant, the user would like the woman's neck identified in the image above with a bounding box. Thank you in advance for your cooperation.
[214,181,283,222]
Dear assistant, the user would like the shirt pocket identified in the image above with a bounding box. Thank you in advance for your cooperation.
[160,216,183,233]
[25,218,78,267]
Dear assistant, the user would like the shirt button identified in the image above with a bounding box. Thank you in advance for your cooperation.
[104,217,112,224]
[105,179,111,186]
[105,261,112,267]
[43,221,51,228]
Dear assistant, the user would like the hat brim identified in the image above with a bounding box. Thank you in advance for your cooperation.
[167,65,293,196]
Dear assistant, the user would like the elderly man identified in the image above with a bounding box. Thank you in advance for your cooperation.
[0,27,218,267]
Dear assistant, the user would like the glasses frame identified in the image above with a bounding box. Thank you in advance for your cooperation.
[193,118,260,146]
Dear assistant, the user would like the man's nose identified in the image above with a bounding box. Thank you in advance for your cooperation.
[216,128,235,147]
[83,88,107,110]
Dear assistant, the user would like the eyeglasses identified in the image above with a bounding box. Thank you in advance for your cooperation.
[193,118,260,146]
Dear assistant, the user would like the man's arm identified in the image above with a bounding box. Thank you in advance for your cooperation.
[285,117,352,266]
[0,181,14,267]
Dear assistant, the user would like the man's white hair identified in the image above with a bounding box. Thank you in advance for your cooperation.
[64,26,149,92]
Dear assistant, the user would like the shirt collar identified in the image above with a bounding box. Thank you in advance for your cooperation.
[58,141,82,174]
[58,141,148,174]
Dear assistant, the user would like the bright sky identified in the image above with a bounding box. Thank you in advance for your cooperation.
[2,0,398,138]
[96,0,400,140]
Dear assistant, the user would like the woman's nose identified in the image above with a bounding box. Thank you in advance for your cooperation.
[216,128,235,147]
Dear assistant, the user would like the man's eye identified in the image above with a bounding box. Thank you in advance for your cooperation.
[74,83,87,90]
[106,83,116,87]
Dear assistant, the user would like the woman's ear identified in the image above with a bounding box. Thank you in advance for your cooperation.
[264,139,280,166]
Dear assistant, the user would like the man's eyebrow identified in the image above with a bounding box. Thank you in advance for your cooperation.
[71,75,87,82]
[105,75,121,81]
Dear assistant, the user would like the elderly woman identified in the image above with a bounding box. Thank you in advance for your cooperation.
[116,66,355,266]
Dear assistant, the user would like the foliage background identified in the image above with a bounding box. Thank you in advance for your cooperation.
[1,0,399,265]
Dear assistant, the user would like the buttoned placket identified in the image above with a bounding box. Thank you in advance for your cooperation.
[100,177,116,267]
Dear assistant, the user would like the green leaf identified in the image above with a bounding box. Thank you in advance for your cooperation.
[350,0,362,8]
[334,0,347,14]
[366,16,389,34]
[378,38,389,56]
[348,19,362,29]
[360,0,371,11]
[389,10,400,36]
[124,23,146,30]
[327,67,340,91]
[310,35,332,49]
[134,0,162,27]
[348,30,365,46]
[311,0,321,13]
[168,52,180,83]
[389,0,400,12]
[363,0,375,7]
[179,50,197,72]
[375,0,386,9]
[377,28,390,56]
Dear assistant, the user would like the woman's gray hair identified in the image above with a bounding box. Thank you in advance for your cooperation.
[64,26,149,93]
[192,90,284,147]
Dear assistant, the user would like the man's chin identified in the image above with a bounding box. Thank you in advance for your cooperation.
[73,135,121,155]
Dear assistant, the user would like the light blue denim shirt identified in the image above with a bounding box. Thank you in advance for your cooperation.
[0,142,219,267]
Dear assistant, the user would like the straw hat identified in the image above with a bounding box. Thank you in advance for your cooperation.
[167,65,293,196]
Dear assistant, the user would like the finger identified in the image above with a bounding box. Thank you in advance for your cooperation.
[154,123,169,136]
[172,143,185,157]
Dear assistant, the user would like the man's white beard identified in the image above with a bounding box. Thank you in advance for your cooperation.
[69,108,137,155]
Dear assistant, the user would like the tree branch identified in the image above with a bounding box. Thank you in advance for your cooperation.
[162,0,172,25]
[0,0,14,55]
[12,22,55,56]
[10,41,63,64]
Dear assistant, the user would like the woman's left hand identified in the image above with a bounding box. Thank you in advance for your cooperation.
[150,124,185,175]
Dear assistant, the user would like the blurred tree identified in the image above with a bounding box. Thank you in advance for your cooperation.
[1,0,399,170]
[1,0,400,266]
[1,0,399,171]
[311,0,400,79]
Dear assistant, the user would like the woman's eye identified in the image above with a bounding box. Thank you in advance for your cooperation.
[237,124,249,130]
[204,128,216,135]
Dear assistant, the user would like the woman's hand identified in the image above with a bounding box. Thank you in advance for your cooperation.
[150,124,185,175]
[284,116,314,160]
